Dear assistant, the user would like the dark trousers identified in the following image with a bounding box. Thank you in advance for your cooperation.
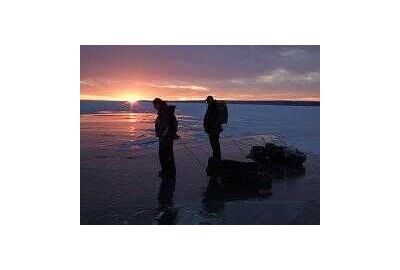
[159,138,176,176]
[208,132,221,161]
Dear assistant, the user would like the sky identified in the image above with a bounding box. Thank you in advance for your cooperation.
[80,45,320,101]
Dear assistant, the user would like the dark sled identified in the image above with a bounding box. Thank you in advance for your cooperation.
[248,143,306,166]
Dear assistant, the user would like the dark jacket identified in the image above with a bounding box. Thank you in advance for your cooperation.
[155,105,178,139]
[203,101,222,133]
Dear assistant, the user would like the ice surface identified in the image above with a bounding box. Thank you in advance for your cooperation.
[80,101,320,225]
[81,101,320,155]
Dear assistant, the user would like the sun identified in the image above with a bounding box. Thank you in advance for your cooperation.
[128,99,137,104]
[126,96,139,104]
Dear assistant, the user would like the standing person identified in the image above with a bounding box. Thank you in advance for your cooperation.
[153,98,179,177]
[203,95,227,161]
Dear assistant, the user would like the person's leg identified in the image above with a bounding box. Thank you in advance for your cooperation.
[214,132,221,160]
[170,140,176,175]
[209,132,221,161]
[159,138,168,173]
[208,133,213,158]
[166,139,176,176]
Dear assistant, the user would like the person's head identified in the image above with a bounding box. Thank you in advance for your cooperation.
[206,95,214,105]
[152,98,164,110]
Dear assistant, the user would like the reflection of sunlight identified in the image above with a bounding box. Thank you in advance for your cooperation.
[128,113,137,123]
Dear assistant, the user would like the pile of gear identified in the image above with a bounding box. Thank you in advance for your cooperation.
[248,143,306,166]
[205,142,307,198]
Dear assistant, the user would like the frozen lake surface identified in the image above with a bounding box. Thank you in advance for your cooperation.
[81,101,320,155]
[81,101,320,224]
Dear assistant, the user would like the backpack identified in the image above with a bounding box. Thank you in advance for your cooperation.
[168,105,178,134]
[170,114,178,134]
[216,101,228,124]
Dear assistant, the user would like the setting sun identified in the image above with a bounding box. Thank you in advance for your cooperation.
[125,95,141,104]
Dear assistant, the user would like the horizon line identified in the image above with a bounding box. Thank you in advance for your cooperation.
[80,99,320,104]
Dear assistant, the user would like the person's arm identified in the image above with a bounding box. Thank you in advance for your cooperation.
[203,108,208,129]
[205,105,219,130]
[158,113,170,138]
[161,126,170,137]
[208,105,218,127]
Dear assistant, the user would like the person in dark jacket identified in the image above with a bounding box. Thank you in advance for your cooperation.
[203,95,222,161]
[153,98,179,177]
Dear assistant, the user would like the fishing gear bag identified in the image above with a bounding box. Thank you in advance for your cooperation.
[216,101,228,124]
[249,143,306,166]
[168,105,179,139]
[170,114,178,134]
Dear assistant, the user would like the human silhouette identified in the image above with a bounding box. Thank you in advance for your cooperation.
[203,96,224,161]
[153,98,179,178]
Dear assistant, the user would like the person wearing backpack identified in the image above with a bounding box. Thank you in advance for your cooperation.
[203,95,228,161]
[153,98,179,178]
